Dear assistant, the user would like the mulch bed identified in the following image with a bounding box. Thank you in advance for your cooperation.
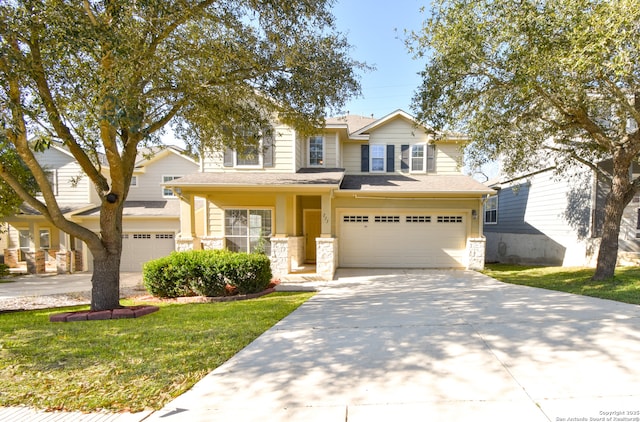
[48,287,276,322]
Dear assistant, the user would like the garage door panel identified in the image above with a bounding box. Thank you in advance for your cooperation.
[121,233,175,271]
[339,211,466,268]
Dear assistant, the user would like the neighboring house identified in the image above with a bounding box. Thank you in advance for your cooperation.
[168,110,494,280]
[484,161,640,266]
[1,143,199,273]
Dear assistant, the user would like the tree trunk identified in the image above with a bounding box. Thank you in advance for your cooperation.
[90,198,125,311]
[91,251,122,311]
[593,159,637,281]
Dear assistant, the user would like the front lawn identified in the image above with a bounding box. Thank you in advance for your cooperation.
[0,292,314,412]
[483,264,640,305]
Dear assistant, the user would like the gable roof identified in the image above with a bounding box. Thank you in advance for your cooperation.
[134,145,198,169]
[352,109,426,137]
[325,114,377,136]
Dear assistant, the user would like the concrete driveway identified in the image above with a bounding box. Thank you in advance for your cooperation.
[0,272,143,298]
[146,268,640,421]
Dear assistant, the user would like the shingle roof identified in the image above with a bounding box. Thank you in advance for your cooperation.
[18,202,94,216]
[168,169,345,187]
[75,201,182,217]
[325,115,377,135]
[340,174,496,194]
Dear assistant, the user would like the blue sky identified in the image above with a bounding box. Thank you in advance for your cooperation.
[332,0,429,119]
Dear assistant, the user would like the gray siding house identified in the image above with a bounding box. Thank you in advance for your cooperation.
[484,162,640,267]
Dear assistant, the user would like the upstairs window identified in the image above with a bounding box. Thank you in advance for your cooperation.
[37,169,58,196]
[411,145,424,171]
[308,136,324,167]
[370,144,386,172]
[162,175,182,198]
[223,127,274,168]
[484,195,498,224]
[402,144,436,173]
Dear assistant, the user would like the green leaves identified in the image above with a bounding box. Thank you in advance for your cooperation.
[411,0,640,175]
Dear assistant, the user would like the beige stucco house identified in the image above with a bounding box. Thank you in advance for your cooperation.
[168,110,494,280]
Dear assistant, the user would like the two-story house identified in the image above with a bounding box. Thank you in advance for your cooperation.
[2,143,199,273]
[484,161,640,267]
[168,110,494,280]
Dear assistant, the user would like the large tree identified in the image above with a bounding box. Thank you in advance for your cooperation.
[411,0,640,280]
[0,0,364,310]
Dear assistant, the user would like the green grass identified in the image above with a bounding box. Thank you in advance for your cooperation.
[483,264,640,305]
[0,292,314,412]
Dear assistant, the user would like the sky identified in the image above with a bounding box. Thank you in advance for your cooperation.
[331,0,429,119]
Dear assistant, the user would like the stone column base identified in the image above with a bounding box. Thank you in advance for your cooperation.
[270,237,290,277]
[176,236,201,252]
[24,250,46,274]
[201,237,225,250]
[316,237,338,280]
[467,237,486,270]
[4,249,19,268]
[56,251,72,274]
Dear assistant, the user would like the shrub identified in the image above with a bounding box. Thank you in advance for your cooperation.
[143,250,273,298]
[0,263,9,280]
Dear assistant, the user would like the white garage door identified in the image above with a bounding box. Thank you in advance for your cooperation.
[121,233,175,271]
[339,211,467,268]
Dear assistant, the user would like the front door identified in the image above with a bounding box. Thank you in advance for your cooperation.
[304,210,321,263]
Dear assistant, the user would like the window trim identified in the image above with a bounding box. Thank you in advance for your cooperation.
[223,207,273,254]
[234,144,263,168]
[370,144,386,173]
[411,144,425,173]
[162,175,182,198]
[130,175,138,188]
[484,195,498,225]
[308,135,325,167]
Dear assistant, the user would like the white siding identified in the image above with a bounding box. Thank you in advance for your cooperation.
[34,148,90,203]
[127,152,198,201]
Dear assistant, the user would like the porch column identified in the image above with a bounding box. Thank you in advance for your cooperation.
[270,194,290,276]
[177,193,201,251]
[316,193,337,280]
[467,237,486,271]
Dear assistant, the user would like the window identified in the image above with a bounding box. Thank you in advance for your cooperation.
[437,216,463,223]
[374,215,400,223]
[225,209,272,254]
[411,145,424,172]
[39,229,50,249]
[343,215,369,223]
[426,144,436,172]
[370,144,386,172]
[223,127,274,168]
[162,176,182,198]
[484,196,498,224]
[406,216,431,223]
[236,144,260,166]
[37,169,58,196]
[130,176,138,187]
[19,229,30,250]
[309,136,324,166]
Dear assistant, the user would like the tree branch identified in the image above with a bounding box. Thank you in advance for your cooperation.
[543,144,612,183]
[27,28,109,193]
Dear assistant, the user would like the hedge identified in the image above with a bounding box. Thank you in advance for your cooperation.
[143,250,273,298]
